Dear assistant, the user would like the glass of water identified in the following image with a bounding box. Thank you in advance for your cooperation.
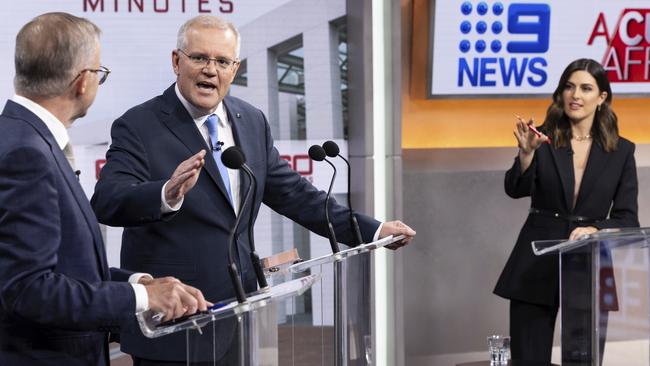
[487,335,510,365]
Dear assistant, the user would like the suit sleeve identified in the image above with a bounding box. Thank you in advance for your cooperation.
[504,154,537,199]
[257,111,380,245]
[594,144,639,229]
[91,117,171,227]
[0,146,135,330]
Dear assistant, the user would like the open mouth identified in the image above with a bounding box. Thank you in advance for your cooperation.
[197,81,216,91]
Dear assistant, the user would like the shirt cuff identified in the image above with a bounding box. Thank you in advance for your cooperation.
[129,273,152,312]
[372,222,384,242]
[161,180,183,213]
[131,283,149,312]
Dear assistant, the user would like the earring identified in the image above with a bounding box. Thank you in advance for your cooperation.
[597,104,601,112]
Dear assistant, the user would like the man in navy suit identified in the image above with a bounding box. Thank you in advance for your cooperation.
[0,13,209,366]
[91,15,416,365]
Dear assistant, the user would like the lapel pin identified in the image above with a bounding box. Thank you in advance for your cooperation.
[236,113,241,118]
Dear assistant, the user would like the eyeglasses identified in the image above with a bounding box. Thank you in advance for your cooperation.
[70,65,111,86]
[177,49,239,71]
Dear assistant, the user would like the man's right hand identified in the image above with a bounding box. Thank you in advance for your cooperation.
[164,150,206,207]
[141,276,210,321]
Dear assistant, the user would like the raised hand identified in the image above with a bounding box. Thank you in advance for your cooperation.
[514,115,549,155]
[164,150,206,207]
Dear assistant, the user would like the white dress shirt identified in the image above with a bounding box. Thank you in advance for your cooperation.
[11,94,150,312]
[161,85,240,215]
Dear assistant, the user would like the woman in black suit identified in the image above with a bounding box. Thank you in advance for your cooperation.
[494,58,639,364]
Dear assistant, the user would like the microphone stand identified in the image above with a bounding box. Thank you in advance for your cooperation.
[336,154,364,246]
[227,180,250,304]
[308,145,340,254]
[240,163,269,290]
[322,141,364,246]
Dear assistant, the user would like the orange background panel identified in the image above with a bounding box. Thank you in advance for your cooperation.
[402,0,650,149]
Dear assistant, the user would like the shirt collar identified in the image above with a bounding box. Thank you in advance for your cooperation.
[11,94,69,150]
[174,84,228,127]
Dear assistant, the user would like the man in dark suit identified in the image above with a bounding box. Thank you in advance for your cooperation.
[0,13,209,366]
[91,15,416,365]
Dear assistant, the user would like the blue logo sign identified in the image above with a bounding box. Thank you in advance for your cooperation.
[457,2,550,88]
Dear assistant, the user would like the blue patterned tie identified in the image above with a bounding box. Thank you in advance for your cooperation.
[205,114,232,204]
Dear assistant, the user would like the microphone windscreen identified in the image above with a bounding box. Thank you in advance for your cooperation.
[308,145,326,161]
[322,140,340,157]
[221,146,246,169]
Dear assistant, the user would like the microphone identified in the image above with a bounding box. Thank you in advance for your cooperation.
[308,145,340,254]
[322,141,364,245]
[212,141,224,152]
[221,147,269,291]
[74,170,81,182]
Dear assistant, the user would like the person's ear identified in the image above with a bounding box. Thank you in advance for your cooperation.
[72,71,89,96]
[172,50,180,75]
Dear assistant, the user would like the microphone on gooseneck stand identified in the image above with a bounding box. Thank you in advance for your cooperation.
[221,147,269,291]
[322,141,364,245]
[308,145,340,254]
[214,146,248,304]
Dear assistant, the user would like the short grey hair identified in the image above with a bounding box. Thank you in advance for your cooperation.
[176,15,241,58]
[14,12,101,99]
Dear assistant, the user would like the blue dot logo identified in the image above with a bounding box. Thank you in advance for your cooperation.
[476,21,487,34]
[491,40,502,53]
[461,2,472,15]
[492,2,504,15]
[460,21,472,34]
[477,2,488,15]
[459,40,471,53]
[492,21,503,34]
[475,40,486,53]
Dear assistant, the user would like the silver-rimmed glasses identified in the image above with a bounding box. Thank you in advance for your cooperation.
[70,65,111,85]
[177,49,239,71]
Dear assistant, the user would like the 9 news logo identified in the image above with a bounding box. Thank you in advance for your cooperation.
[457,1,549,88]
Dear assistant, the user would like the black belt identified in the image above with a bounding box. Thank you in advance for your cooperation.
[529,208,600,224]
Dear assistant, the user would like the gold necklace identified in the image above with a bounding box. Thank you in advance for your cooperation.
[572,134,591,142]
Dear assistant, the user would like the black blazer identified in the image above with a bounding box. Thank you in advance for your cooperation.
[494,136,639,307]
[91,85,381,361]
[0,101,136,366]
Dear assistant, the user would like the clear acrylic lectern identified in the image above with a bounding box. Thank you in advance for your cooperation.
[533,227,650,366]
[136,274,320,365]
[265,234,405,366]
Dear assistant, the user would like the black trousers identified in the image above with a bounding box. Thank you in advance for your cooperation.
[509,299,558,364]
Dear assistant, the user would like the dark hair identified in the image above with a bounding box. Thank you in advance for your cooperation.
[542,58,619,152]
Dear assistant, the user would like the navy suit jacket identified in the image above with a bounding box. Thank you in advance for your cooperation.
[0,101,136,366]
[494,134,639,307]
[91,84,381,361]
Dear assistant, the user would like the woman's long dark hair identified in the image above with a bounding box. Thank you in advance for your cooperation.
[542,58,619,152]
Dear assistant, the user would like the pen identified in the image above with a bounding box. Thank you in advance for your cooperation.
[516,115,551,144]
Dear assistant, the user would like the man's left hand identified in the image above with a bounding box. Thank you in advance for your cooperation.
[379,220,416,250]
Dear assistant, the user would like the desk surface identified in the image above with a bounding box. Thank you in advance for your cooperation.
[457,362,560,366]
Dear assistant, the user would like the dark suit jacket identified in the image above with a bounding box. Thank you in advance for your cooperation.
[0,100,136,366]
[494,135,639,307]
[91,84,381,361]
